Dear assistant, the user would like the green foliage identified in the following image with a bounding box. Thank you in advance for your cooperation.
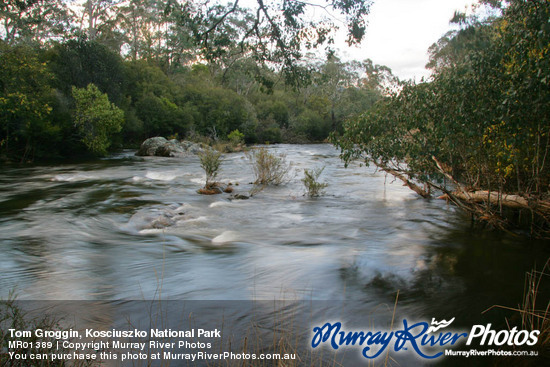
[50,40,125,105]
[256,118,283,144]
[72,84,124,155]
[182,0,373,87]
[123,60,174,100]
[184,84,256,139]
[333,0,550,233]
[227,129,244,146]
[0,0,71,45]
[248,147,291,186]
[293,109,330,142]
[135,93,191,138]
[302,167,328,198]
[199,149,222,188]
[0,42,57,160]
[256,100,290,128]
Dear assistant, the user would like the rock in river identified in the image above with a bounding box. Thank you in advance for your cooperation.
[136,137,168,156]
[136,137,206,157]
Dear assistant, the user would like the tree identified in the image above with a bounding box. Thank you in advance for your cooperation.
[50,39,125,105]
[117,0,193,65]
[72,83,123,155]
[0,42,55,160]
[0,0,71,45]
[176,0,373,86]
[333,0,550,236]
[78,0,120,42]
[135,93,191,137]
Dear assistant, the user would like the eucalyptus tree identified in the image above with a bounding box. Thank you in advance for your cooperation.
[176,0,373,87]
[78,0,120,40]
[0,0,72,44]
[117,0,150,60]
[333,0,550,235]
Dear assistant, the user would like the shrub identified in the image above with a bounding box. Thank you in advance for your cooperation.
[302,167,328,197]
[72,83,124,155]
[199,149,222,188]
[227,129,245,146]
[247,147,291,186]
[256,121,283,144]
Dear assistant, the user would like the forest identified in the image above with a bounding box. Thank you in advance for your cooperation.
[0,0,384,160]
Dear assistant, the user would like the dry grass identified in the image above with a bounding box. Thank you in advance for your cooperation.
[484,258,550,363]
[205,301,343,367]
[520,259,550,353]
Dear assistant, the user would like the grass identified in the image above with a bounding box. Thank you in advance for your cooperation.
[519,259,550,350]
[205,300,343,367]
[484,258,550,364]
[1,290,404,367]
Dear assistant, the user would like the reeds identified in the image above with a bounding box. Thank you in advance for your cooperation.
[520,259,550,353]
[484,258,550,363]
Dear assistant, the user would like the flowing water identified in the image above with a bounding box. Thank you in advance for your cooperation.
[1,144,548,364]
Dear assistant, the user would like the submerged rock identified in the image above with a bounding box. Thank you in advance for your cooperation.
[232,194,250,200]
[150,215,175,229]
[187,143,206,155]
[197,187,224,195]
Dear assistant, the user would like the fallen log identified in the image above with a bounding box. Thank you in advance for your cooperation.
[439,190,550,214]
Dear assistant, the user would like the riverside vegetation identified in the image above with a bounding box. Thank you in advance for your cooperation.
[0,294,96,367]
[197,146,299,197]
[332,0,550,237]
[198,149,223,194]
[0,0,380,162]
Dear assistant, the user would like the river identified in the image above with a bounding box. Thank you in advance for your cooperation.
[1,144,548,365]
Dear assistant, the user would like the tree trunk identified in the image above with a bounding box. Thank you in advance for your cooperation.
[373,161,431,198]
[440,190,550,215]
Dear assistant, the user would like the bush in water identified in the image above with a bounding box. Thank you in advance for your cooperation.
[247,147,291,186]
[199,149,222,189]
[302,167,328,197]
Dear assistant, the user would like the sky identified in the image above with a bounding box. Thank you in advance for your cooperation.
[335,0,477,81]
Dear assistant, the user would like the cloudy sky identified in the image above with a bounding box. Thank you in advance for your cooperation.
[337,0,477,81]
